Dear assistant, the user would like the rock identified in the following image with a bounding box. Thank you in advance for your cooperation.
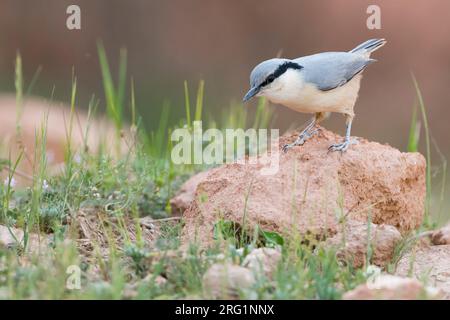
[395,244,450,299]
[343,274,443,300]
[170,170,210,215]
[202,263,255,299]
[242,247,282,279]
[0,224,49,251]
[326,220,402,268]
[122,284,138,299]
[142,274,168,287]
[212,248,245,265]
[430,223,450,245]
[182,128,425,247]
[154,275,168,286]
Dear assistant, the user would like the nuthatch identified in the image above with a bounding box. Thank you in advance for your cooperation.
[243,39,386,152]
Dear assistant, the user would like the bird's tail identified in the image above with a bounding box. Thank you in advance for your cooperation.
[350,38,386,57]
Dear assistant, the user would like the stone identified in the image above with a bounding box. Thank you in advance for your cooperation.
[326,220,402,268]
[343,274,443,300]
[430,223,450,245]
[182,128,425,247]
[202,263,255,299]
[242,247,282,279]
[395,244,450,299]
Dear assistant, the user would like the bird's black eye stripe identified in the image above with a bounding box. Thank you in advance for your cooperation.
[259,61,303,88]
[261,74,276,87]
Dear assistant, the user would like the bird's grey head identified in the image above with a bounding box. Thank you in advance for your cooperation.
[243,58,303,102]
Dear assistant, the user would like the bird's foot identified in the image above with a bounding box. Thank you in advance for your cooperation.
[282,128,319,153]
[282,143,296,153]
[328,138,358,153]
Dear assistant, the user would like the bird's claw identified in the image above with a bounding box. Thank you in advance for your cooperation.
[328,141,349,153]
[282,144,290,153]
[302,128,318,139]
[328,138,358,153]
[282,128,319,153]
[282,137,307,153]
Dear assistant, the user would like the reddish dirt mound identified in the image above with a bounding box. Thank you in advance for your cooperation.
[170,170,211,215]
[0,95,125,185]
[181,127,426,247]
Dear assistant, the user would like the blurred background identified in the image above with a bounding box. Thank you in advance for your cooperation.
[0,0,449,156]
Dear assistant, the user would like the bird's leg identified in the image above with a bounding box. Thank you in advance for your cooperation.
[328,114,357,153]
[282,113,323,152]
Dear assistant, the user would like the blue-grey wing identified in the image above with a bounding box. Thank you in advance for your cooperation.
[294,52,374,91]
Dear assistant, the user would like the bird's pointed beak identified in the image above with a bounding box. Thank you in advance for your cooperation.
[243,86,260,103]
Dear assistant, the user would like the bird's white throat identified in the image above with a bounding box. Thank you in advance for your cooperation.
[261,69,361,115]
[261,69,306,106]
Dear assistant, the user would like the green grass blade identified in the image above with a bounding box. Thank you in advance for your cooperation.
[184,81,191,127]
[116,47,128,127]
[151,101,170,159]
[15,52,23,133]
[407,103,420,152]
[194,80,204,122]
[97,41,120,129]
[130,77,136,127]
[25,65,43,99]
[411,74,431,220]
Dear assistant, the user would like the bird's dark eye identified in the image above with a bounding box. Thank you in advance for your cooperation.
[261,74,276,87]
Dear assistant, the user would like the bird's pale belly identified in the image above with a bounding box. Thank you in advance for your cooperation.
[267,74,362,116]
